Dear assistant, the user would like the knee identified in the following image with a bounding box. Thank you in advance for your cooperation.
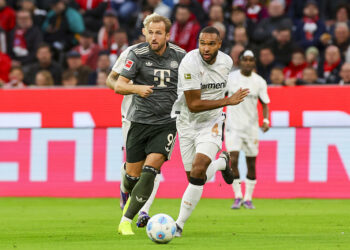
[190,164,207,179]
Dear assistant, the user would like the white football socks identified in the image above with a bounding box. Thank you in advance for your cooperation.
[176,183,203,229]
[244,179,257,201]
[120,162,127,193]
[232,179,243,199]
[140,174,161,214]
[205,157,226,183]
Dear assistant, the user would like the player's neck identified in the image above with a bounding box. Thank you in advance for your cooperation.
[153,44,168,56]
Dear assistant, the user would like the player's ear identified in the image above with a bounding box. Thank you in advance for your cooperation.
[142,28,146,36]
[166,32,170,42]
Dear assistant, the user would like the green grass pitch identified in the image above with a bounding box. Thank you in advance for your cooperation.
[0,198,349,250]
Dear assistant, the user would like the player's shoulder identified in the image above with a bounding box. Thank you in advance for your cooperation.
[217,51,233,64]
[180,49,200,65]
[168,43,186,55]
[252,72,268,85]
[228,69,240,78]
[130,42,150,56]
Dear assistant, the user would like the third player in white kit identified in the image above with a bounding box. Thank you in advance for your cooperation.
[225,50,270,209]
[172,26,249,237]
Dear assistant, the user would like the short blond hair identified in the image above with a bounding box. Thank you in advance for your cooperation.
[143,13,172,33]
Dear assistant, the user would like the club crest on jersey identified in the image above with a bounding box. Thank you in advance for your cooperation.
[184,74,191,80]
[124,60,134,70]
[145,61,153,66]
[170,61,178,68]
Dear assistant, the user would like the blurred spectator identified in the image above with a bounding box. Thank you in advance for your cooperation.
[245,0,268,24]
[0,0,16,32]
[88,51,111,85]
[42,0,85,51]
[4,66,26,88]
[66,50,92,85]
[75,0,108,33]
[0,48,11,84]
[264,26,297,66]
[226,6,254,43]
[171,0,207,25]
[288,0,323,22]
[339,62,350,84]
[96,70,108,86]
[24,43,62,85]
[0,27,6,53]
[318,45,343,83]
[62,70,78,86]
[109,29,129,66]
[295,66,324,85]
[20,0,47,28]
[98,9,120,51]
[170,5,200,52]
[257,46,277,83]
[147,0,171,18]
[321,0,349,26]
[269,66,285,86]
[72,31,100,70]
[283,49,307,79]
[233,26,253,50]
[211,22,230,54]
[110,0,139,24]
[35,70,54,86]
[229,43,245,71]
[294,0,326,50]
[329,3,350,35]
[132,5,153,42]
[253,0,293,44]
[332,22,350,61]
[207,4,224,26]
[305,46,320,68]
[7,9,43,66]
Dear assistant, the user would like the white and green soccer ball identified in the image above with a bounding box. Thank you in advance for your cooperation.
[146,213,176,244]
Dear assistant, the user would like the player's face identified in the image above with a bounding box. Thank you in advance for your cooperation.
[199,32,222,64]
[145,21,170,54]
[240,56,255,74]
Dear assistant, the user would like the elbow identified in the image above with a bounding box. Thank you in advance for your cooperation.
[187,103,201,113]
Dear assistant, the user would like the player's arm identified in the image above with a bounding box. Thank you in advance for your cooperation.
[261,102,270,132]
[106,71,119,90]
[184,88,249,113]
[114,75,154,98]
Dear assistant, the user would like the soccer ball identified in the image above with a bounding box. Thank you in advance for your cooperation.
[146,213,176,244]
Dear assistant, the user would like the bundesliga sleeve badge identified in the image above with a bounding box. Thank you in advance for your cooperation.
[184,74,191,80]
[124,60,134,71]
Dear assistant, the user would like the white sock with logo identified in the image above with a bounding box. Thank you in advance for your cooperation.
[205,158,226,183]
[244,179,257,201]
[139,174,161,214]
[176,183,203,229]
[232,179,243,199]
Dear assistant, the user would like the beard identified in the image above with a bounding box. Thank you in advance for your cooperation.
[200,49,219,64]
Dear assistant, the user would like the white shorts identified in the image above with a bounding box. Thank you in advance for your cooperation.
[225,130,259,157]
[122,119,131,146]
[177,116,224,171]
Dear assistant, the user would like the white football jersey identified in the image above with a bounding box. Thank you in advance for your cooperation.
[111,44,137,121]
[173,49,233,129]
[226,70,270,138]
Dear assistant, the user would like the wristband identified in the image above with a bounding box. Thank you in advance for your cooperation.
[263,118,270,125]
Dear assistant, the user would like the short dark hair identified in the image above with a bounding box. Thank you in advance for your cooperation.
[200,26,221,39]
[36,43,51,53]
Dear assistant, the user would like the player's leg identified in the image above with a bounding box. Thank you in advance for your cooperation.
[121,122,177,230]
[243,156,257,209]
[138,173,161,226]
[242,138,259,209]
[176,142,218,237]
[120,119,131,210]
[225,129,243,209]
[230,151,243,209]
[205,151,232,183]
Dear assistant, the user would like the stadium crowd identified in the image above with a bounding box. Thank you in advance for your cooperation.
[1,0,350,88]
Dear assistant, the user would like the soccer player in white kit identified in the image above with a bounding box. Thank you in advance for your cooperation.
[172,26,249,237]
[106,44,161,228]
[225,50,270,209]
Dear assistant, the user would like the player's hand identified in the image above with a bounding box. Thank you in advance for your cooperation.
[227,88,250,105]
[261,122,270,133]
[136,85,154,98]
